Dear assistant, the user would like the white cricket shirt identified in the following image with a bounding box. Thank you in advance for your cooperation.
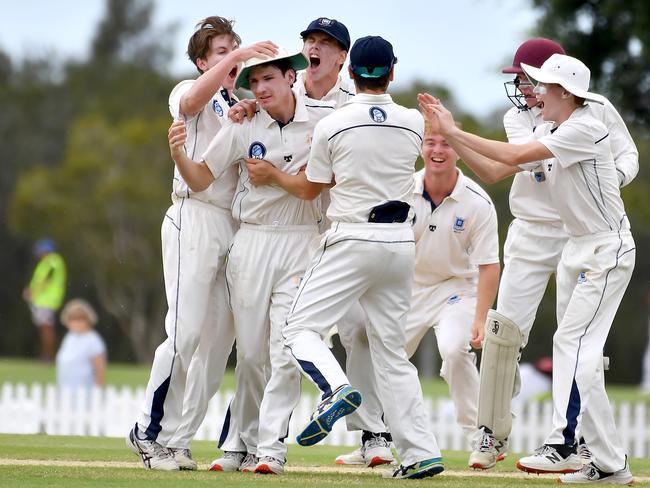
[202,94,335,226]
[504,98,637,223]
[294,71,355,108]
[412,168,499,286]
[307,93,422,223]
[537,106,629,237]
[168,80,239,209]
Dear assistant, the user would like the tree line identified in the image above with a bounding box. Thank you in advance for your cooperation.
[1,0,648,382]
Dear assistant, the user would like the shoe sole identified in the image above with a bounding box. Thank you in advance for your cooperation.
[335,458,365,465]
[367,456,394,468]
[516,461,581,474]
[255,464,282,475]
[469,453,506,470]
[209,464,240,472]
[296,388,361,446]
[405,463,445,479]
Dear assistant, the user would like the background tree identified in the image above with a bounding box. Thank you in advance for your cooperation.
[533,0,650,126]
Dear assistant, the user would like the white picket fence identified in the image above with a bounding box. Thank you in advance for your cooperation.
[1,382,649,457]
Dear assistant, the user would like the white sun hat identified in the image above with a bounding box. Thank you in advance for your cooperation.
[521,53,604,104]
[235,47,308,90]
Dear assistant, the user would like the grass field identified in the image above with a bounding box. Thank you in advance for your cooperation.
[2,357,649,403]
[1,434,649,487]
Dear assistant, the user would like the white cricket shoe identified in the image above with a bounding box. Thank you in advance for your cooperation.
[517,444,583,474]
[468,428,508,470]
[239,453,258,473]
[208,451,245,472]
[335,434,394,467]
[254,456,285,475]
[335,447,365,465]
[559,461,634,484]
[363,435,394,467]
[169,447,197,470]
[126,425,179,471]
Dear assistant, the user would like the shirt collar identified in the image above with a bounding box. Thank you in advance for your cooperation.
[258,93,307,128]
[414,167,466,201]
[352,93,392,104]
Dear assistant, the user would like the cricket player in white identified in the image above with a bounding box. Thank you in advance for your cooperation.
[280,36,444,480]
[449,39,637,471]
[242,20,395,468]
[334,125,500,465]
[420,53,635,484]
[168,48,335,475]
[127,16,277,471]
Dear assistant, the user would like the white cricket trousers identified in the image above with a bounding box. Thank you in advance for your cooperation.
[342,279,479,443]
[546,230,634,473]
[497,218,567,343]
[283,222,441,466]
[137,199,236,445]
[219,223,317,456]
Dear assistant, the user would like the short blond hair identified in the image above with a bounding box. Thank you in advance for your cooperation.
[424,119,462,136]
[60,299,98,327]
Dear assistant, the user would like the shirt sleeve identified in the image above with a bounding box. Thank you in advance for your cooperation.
[538,118,604,168]
[88,331,107,357]
[200,122,246,180]
[306,120,333,184]
[601,100,638,187]
[468,202,500,266]
[168,80,195,121]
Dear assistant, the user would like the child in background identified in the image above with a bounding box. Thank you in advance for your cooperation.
[56,299,106,389]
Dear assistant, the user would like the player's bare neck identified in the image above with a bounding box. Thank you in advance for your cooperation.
[424,168,458,204]
[305,73,338,100]
[268,93,297,125]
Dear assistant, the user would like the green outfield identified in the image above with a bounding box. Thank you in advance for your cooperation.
[1,434,649,487]
[2,357,649,403]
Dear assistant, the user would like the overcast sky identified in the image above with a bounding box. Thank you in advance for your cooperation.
[0,0,540,117]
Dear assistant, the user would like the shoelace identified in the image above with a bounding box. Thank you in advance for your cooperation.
[241,453,257,466]
[578,443,592,461]
[260,456,284,466]
[365,436,389,450]
[224,451,244,461]
[152,442,173,459]
[534,445,555,456]
[478,433,494,453]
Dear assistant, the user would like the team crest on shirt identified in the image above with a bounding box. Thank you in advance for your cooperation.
[447,293,462,305]
[369,106,387,123]
[534,171,545,182]
[577,271,587,284]
[248,141,267,159]
[212,99,224,116]
[453,217,465,233]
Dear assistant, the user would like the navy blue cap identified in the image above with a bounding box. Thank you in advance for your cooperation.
[350,36,396,78]
[34,238,56,256]
[300,17,350,52]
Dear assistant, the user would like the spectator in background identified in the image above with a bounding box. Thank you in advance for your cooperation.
[56,299,106,389]
[23,238,67,361]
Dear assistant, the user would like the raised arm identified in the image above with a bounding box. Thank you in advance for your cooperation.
[168,119,215,191]
[418,93,552,166]
[181,41,278,117]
